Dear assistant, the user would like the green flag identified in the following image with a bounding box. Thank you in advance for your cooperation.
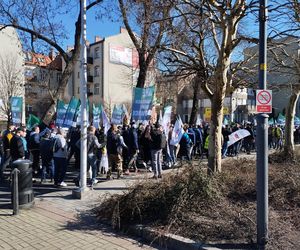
[26,114,41,130]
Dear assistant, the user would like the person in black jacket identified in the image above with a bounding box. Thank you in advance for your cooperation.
[150,123,164,179]
[28,125,40,177]
[10,127,26,162]
[39,131,54,183]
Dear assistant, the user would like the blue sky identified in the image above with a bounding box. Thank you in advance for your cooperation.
[61,4,123,49]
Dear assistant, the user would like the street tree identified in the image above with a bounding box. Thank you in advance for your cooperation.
[118,0,173,88]
[267,0,300,159]
[162,0,256,173]
[0,0,104,124]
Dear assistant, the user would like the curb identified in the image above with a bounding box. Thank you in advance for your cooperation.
[128,224,221,250]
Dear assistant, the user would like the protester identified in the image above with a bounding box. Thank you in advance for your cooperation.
[10,127,26,162]
[39,130,55,183]
[28,125,41,177]
[53,128,68,187]
[150,123,164,179]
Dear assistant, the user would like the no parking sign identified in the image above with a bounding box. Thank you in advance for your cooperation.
[256,90,272,113]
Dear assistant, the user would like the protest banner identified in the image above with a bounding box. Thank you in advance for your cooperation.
[10,96,23,126]
[63,97,80,128]
[228,129,251,147]
[131,86,155,122]
[56,100,68,127]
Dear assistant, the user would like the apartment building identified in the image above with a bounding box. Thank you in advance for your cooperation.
[24,51,62,118]
[244,37,300,116]
[64,28,156,113]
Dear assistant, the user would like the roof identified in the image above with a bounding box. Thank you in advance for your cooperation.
[24,51,62,71]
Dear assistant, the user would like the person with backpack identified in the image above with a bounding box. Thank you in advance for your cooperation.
[106,124,127,179]
[10,127,26,162]
[150,123,165,179]
[53,128,68,187]
[39,130,55,183]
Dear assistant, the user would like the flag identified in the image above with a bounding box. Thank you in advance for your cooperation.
[122,104,129,125]
[101,108,110,135]
[56,100,68,127]
[26,114,41,130]
[131,86,155,122]
[228,129,251,147]
[10,96,23,126]
[162,105,172,134]
[196,114,202,126]
[92,103,101,128]
[277,113,285,125]
[63,97,80,128]
[111,104,125,125]
[170,116,184,146]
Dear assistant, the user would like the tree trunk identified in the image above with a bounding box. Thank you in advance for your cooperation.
[41,55,79,124]
[136,60,148,88]
[189,79,200,125]
[284,90,300,159]
[208,88,224,174]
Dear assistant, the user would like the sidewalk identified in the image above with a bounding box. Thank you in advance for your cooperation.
[0,167,160,250]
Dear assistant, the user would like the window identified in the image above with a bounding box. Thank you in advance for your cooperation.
[94,66,100,77]
[57,73,62,83]
[94,83,100,95]
[95,47,100,58]
[26,105,33,112]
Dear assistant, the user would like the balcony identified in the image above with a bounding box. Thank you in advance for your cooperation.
[87,57,93,64]
[87,75,93,83]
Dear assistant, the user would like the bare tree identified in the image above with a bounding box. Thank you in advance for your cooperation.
[162,0,256,173]
[118,0,173,88]
[0,0,104,124]
[0,55,24,125]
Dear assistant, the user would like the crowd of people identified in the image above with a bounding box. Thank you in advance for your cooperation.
[0,120,298,187]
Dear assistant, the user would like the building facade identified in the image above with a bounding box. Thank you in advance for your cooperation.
[24,51,62,118]
[64,28,156,114]
[0,26,25,126]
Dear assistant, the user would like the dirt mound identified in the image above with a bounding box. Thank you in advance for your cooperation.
[94,159,300,249]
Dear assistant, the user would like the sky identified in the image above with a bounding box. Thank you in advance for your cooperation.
[61,4,123,49]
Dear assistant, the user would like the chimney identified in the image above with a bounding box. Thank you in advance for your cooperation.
[49,48,56,60]
[120,27,127,34]
[94,36,102,42]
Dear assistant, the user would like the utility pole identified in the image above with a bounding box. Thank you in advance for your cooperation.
[257,0,269,248]
[73,0,88,199]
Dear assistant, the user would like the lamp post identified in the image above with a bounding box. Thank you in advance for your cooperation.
[72,0,88,198]
[257,0,269,247]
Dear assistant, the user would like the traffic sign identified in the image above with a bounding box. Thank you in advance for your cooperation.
[256,90,272,113]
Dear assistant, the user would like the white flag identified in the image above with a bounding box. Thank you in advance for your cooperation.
[196,114,202,126]
[101,109,111,135]
[228,129,251,147]
[170,117,184,146]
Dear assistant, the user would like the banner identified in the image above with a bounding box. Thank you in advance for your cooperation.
[111,104,125,125]
[277,113,285,125]
[63,97,80,128]
[10,96,23,126]
[26,114,41,130]
[101,108,110,135]
[268,118,276,125]
[162,106,172,133]
[170,116,184,146]
[196,114,202,126]
[92,103,102,129]
[228,129,251,147]
[56,100,68,127]
[132,86,155,122]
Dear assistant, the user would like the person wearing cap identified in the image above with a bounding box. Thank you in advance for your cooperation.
[10,127,26,162]
[53,128,68,187]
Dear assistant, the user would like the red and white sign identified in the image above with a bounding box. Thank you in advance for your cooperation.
[256,90,272,113]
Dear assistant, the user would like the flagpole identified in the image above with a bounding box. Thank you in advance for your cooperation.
[73,0,88,198]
